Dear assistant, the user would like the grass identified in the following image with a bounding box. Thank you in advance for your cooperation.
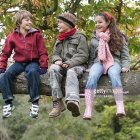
[0,94,140,140]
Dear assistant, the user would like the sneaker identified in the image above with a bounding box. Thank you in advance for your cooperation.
[30,104,39,118]
[67,100,80,117]
[2,104,15,118]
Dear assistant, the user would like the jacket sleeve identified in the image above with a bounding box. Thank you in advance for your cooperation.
[88,38,97,68]
[64,34,89,68]
[120,37,131,69]
[51,41,63,63]
[37,33,49,69]
[0,35,13,69]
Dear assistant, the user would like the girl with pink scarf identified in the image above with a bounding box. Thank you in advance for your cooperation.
[83,12,130,120]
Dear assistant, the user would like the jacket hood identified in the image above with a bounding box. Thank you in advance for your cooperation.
[14,27,39,34]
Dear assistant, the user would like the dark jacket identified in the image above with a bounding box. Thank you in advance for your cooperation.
[0,28,48,69]
[52,31,89,68]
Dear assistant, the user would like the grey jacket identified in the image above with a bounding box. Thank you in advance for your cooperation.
[88,33,131,69]
[52,31,89,68]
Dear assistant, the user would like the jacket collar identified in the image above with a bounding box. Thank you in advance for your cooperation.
[55,31,87,46]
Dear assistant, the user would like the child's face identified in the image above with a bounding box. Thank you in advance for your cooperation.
[57,19,71,33]
[20,17,32,31]
[95,15,110,32]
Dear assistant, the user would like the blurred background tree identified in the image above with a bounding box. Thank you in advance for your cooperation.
[0,0,139,69]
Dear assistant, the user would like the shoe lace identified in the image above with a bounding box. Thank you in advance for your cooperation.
[53,101,59,108]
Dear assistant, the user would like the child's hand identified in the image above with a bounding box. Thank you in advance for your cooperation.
[121,67,129,72]
[85,69,90,73]
[55,60,63,66]
[0,68,5,73]
[39,67,47,75]
[62,63,69,69]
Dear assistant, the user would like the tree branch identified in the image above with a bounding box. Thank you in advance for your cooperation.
[115,0,123,23]
[69,0,81,14]
[0,0,10,6]
[27,0,33,13]
[3,71,139,96]
[131,60,140,70]
[45,0,58,16]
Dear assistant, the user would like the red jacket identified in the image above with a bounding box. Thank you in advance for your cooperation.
[0,28,48,69]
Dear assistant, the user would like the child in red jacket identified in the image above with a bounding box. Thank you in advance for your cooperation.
[0,10,48,118]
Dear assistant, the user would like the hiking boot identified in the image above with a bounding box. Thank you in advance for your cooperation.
[67,100,80,117]
[2,104,15,118]
[49,99,66,118]
[30,104,39,118]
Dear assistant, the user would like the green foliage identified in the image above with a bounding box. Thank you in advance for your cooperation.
[0,0,139,59]
[0,95,140,140]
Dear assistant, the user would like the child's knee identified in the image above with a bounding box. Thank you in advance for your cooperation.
[108,70,119,78]
[49,64,61,72]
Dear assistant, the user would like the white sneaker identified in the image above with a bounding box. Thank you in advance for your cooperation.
[30,104,39,118]
[2,104,15,118]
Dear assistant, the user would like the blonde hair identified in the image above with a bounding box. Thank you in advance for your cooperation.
[14,10,32,27]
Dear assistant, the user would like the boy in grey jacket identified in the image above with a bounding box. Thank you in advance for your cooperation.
[49,12,89,118]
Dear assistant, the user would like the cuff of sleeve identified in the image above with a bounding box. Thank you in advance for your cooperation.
[63,61,72,68]
[53,59,62,63]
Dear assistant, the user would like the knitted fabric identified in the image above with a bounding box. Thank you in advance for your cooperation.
[57,28,77,41]
[96,29,114,74]
[58,12,76,28]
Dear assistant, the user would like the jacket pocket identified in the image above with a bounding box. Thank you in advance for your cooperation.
[67,39,79,56]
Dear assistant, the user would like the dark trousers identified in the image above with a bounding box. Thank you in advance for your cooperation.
[0,62,40,102]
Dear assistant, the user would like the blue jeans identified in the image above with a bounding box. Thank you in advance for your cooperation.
[86,62,122,89]
[0,62,40,102]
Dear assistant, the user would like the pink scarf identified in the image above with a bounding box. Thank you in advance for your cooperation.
[96,29,114,74]
[57,28,77,41]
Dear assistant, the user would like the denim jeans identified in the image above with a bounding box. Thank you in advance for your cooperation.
[49,64,85,103]
[0,62,40,102]
[86,62,122,89]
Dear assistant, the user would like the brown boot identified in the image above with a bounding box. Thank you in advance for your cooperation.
[49,99,66,118]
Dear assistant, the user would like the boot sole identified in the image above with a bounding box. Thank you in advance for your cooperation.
[83,116,92,120]
[67,101,80,117]
[49,112,61,118]
[116,113,125,118]
[49,106,66,118]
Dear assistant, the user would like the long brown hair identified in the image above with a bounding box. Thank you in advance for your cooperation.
[97,12,125,52]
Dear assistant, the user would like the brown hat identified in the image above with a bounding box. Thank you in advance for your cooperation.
[57,12,76,28]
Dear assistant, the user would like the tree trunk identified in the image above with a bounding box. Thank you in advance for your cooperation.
[0,71,139,97]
